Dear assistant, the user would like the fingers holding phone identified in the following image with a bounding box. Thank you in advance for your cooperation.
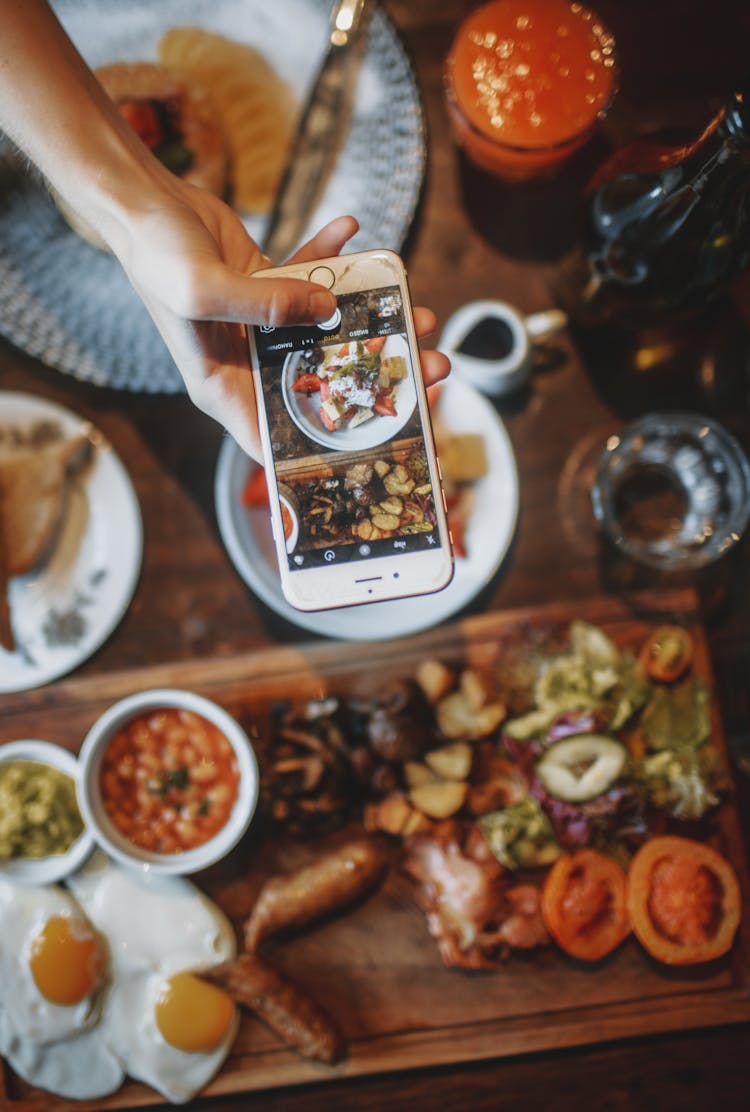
[247,249,454,612]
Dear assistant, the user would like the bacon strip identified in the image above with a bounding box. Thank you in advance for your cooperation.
[403,820,549,968]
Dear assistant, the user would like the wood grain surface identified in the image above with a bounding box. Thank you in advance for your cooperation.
[2,594,750,1111]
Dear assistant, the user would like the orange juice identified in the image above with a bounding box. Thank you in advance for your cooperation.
[445,0,617,180]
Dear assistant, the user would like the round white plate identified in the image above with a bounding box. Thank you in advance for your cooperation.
[214,376,519,641]
[0,393,142,692]
[0,740,94,885]
[281,334,417,451]
[0,0,425,393]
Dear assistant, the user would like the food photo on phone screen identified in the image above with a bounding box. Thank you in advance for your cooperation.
[248,251,454,612]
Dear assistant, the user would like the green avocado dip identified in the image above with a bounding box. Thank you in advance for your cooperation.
[0,760,84,860]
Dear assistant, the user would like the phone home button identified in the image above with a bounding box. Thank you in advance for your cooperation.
[308,265,336,289]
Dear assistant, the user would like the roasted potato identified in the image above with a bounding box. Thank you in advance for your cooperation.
[409,780,469,819]
[415,659,454,704]
[424,742,473,782]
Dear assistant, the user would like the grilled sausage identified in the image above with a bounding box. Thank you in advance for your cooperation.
[203,954,345,1064]
[245,838,388,951]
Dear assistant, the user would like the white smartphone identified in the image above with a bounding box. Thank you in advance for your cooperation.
[248,249,454,612]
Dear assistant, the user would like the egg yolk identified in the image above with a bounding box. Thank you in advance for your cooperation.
[155,971,235,1053]
[29,915,106,1006]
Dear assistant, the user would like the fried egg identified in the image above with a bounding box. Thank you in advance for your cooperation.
[68,852,238,1104]
[0,881,104,1043]
[0,878,125,1099]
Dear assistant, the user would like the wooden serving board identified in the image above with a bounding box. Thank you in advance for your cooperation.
[3,590,750,1111]
[275,436,423,481]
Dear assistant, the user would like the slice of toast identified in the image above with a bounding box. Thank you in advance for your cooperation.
[0,433,93,652]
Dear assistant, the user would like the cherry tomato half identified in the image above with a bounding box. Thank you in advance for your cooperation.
[639,625,693,683]
[373,396,397,417]
[291,373,322,395]
[117,98,165,150]
[240,468,269,508]
[627,835,741,965]
[541,849,630,961]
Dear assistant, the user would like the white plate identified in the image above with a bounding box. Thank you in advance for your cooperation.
[0,0,425,393]
[0,393,142,692]
[0,740,94,885]
[281,334,417,451]
[214,376,518,641]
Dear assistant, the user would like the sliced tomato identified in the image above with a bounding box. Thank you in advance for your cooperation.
[427,383,445,410]
[335,343,350,357]
[450,518,467,559]
[541,849,630,961]
[292,373,321,395]
[319,407,339,432]
[445,494,467,558]
[627,835,741,965]
[117,99,164,150]
[365,335,387,353]
[639,625,693,683]
[240,468,268,508]
[445,508,465,558]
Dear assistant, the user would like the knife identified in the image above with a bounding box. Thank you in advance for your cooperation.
[262,0,371,263]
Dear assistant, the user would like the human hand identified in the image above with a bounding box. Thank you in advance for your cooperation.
[0,0,448,459]
[0,0,451,458]
[108,178,448,460]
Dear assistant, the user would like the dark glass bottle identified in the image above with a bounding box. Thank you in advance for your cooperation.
[554,87,750,347]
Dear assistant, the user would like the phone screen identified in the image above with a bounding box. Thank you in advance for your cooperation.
[253,282,446,575]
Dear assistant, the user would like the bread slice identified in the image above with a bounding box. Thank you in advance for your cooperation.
[0,434,93,652]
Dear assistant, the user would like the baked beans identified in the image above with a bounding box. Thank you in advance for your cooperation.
[100,708,240,854]
[281,502,293,540]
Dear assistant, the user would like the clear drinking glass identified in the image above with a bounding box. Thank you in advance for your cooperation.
[591,412,750,570]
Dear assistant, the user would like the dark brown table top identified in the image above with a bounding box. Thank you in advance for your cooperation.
[2,0,750,1108]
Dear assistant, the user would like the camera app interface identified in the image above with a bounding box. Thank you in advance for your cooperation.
[254,284,444,572]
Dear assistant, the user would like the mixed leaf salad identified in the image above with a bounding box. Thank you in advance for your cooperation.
[501,620,724,836]
[291,338,407,434]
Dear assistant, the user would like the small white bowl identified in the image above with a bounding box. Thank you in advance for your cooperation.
[78,689,259,876]
[278,485,300,554]
[0,739,94,885]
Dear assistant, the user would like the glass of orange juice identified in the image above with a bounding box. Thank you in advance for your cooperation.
[444,0,617,182]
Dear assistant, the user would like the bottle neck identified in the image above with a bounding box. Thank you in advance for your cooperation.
[675,96,750,175]
[724,88,750,143]
[587,88,750,188]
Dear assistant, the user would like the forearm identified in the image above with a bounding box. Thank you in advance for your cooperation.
[0,0,365,459]
[0,0,168,248]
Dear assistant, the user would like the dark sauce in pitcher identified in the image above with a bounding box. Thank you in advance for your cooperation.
[456,317,515,360]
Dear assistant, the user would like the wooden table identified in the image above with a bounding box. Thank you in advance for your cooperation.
[2,1,750,1108]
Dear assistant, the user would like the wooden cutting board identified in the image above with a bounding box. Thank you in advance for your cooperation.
[2,590,750,1111]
